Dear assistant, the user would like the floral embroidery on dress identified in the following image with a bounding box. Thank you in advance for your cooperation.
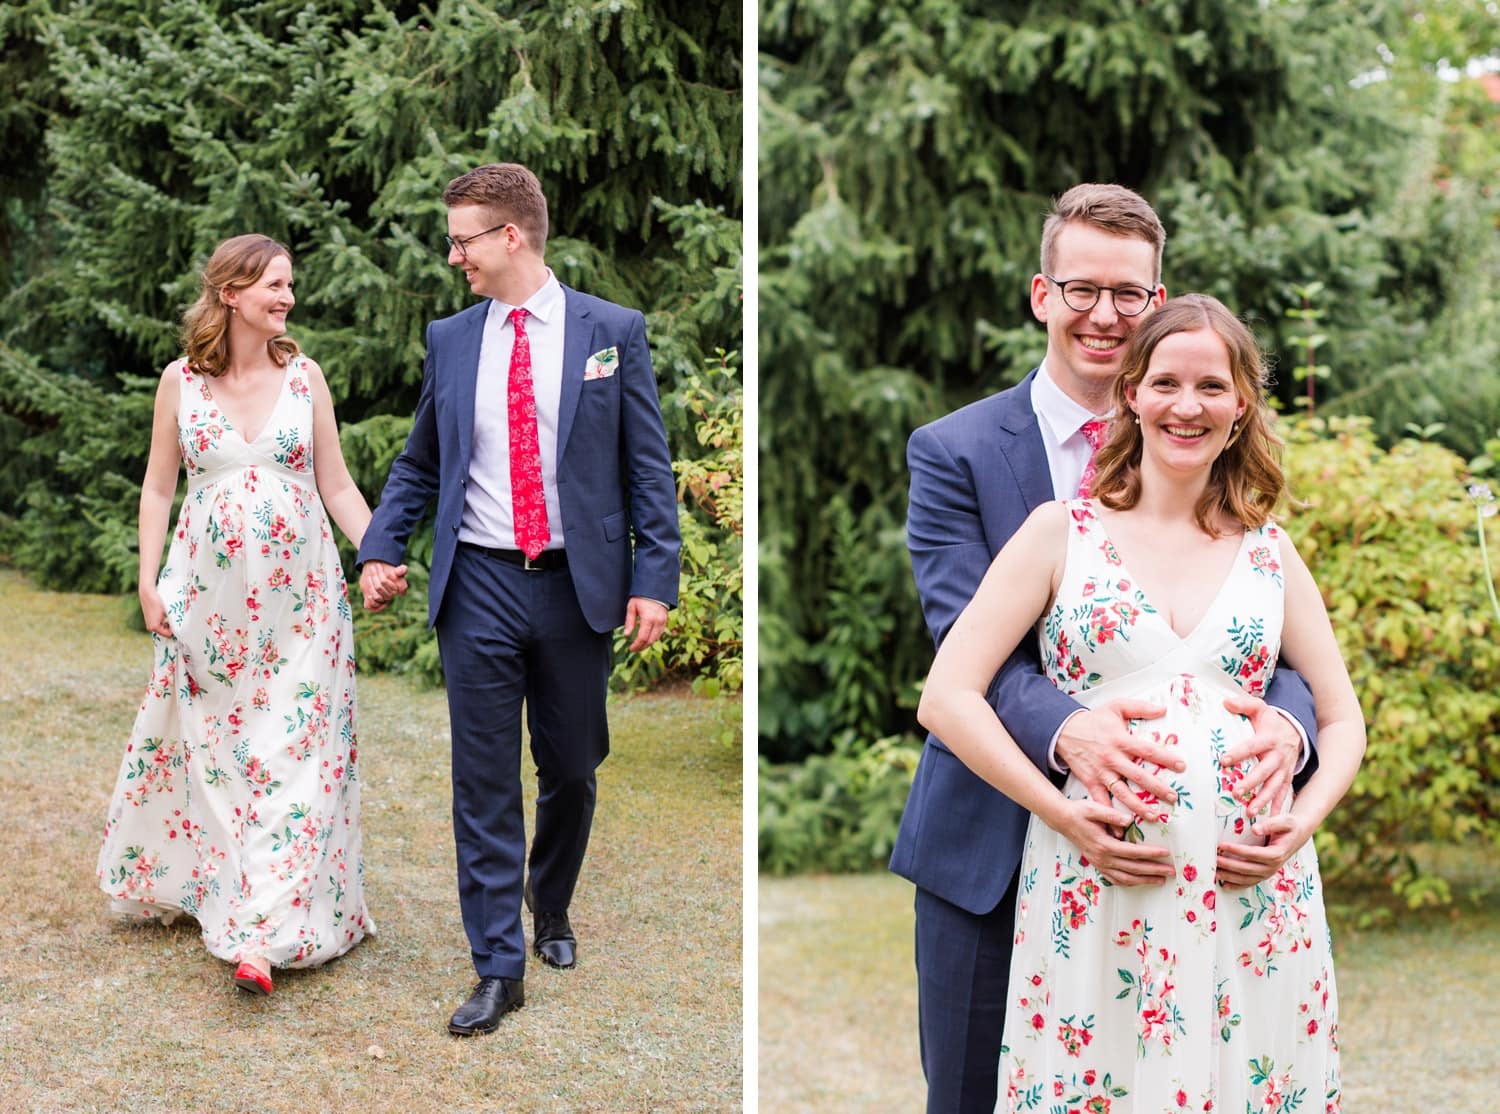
[96,354,371,968]
[1001,500,1339,1112]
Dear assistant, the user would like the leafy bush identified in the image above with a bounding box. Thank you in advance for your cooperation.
[612,352,743,696]
[1281,417,1500,905]
[758,733,920,876]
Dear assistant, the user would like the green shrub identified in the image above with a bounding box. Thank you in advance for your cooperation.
[758,733,921,875]
[612,353,743,696]
[1281,417,1500,905]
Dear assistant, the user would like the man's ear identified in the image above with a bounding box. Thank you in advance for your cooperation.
[1030,274,1050,322]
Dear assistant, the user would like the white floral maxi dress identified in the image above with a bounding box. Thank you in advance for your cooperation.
[97,357,373,968]
[1000,500,1340,1114]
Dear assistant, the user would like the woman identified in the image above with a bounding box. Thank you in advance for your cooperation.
[97,234,385,994]
[918,294,1365,1112]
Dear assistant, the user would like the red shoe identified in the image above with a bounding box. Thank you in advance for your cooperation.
[233,962,273,995]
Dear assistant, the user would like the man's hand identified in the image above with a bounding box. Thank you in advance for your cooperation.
[1049,797,1175,886]
[1218,694,1301,819]
[622,597,668,652]
[1054,699,1177,823]
[358,560,409,612]
[1216,812,1313,889]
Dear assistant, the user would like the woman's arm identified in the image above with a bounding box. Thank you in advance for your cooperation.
[138,365,184,636]
[916,502,1176,885]
[1216,529,1367,886]
[305,358,374,549]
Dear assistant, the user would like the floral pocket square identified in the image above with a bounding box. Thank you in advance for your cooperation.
[583,346,619,381]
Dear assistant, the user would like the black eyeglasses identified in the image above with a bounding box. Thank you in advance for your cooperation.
[445,222,510,259]
[1044,274,1156,317]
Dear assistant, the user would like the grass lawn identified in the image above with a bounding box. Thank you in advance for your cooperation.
[0,569,741,1112]
[760,860,1500,1112]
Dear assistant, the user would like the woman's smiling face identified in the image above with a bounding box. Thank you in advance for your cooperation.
[1126,327,1246,472]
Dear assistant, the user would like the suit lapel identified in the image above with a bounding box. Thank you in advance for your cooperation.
[452,304,487,470]
[996,370,1056,511]
[555,286,594,463]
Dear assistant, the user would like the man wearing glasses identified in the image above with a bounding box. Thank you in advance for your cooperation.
[357,162,680,1036]
[889,183,1318,1111]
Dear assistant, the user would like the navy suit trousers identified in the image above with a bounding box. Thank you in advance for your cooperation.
[436,544,611,979]
[915,872,1021,1114]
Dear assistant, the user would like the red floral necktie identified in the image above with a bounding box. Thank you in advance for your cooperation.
[1076,418,1109,498]
[507,308,550,559]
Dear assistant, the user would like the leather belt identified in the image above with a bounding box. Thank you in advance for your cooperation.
[459,542,569,571]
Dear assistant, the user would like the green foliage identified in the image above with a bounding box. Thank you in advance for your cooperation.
[759,0,1500,769]
[758,734,921,875]
[1284,282,1332,419]
[0,0,742,701]
[1281,418,1500,904]
[613,351,744,695]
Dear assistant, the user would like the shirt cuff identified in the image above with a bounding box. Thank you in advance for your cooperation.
[1047,709,1088,775]
[1271,705,1312,773]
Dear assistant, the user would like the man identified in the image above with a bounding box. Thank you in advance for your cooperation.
[358,163,681,1036]
[889,183,1318,1111]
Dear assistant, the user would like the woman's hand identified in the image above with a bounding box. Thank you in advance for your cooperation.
[1047,796,1176,887]
[139,585,173,638]
[1215,812,1314,888]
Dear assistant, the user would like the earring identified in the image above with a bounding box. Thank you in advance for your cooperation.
[1133,415,1141,425]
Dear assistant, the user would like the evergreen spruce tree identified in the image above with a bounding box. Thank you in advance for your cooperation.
[0,0,741,686]
[758,0,1499,761]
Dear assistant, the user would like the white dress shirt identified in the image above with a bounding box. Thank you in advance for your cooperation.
[459,270,567,551]
[1028,361,1310,772]
[1031,359,1109,500]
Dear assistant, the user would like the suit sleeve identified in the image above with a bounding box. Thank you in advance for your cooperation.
[619,310,681,607]
[355,326,443,568]
[1264,665,1320,785]
[907,423,1080,774]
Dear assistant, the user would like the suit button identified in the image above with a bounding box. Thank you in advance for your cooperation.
[451,524,459,533]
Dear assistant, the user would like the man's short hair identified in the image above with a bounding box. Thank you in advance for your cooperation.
[1040,183,1166,283]
[443,163,549,253]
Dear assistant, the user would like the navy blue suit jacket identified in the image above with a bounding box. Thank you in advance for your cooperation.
[357,286,681,631]
[889,370,1318,916]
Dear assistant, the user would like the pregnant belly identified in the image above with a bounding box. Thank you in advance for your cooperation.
[1063,674,1273,851]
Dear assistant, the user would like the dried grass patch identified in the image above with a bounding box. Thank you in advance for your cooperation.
[0,570,741,1112]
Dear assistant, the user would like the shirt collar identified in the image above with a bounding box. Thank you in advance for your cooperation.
[486,268,564,327]
[1033,359,1111,442]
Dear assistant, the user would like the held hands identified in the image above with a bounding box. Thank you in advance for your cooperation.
[1049,796,1176,887]
[1054,699,1179,823]
[139,585,173,638]
[1215,694,1307,887]
[622,597,669,652]
[1050,699,1179,887]
[358,560,410,612]
[1217,694,1301,819]
[1215,812,1315,889]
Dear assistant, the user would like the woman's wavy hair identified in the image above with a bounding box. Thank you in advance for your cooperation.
[180,234,300,377]
[1090,293,1286,534]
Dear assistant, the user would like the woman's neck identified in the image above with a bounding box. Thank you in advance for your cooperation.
[1128,456,1222,534]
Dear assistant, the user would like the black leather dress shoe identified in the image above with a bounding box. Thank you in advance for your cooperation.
[447,977,524,1036]
[525,879,577,969]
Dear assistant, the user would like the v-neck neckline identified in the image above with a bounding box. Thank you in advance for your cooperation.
[1086,503,1254,643]
[194,358,295,446]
